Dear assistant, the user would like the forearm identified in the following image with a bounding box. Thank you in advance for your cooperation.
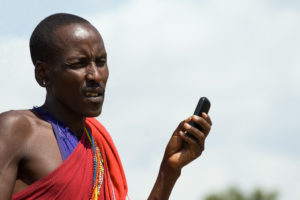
[148,161,181,200]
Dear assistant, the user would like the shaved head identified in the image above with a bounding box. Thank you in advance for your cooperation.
[30,13,92,66]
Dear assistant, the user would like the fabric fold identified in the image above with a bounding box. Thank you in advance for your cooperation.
[12,118,128,200]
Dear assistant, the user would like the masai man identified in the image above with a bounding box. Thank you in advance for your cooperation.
[0,13,212,200]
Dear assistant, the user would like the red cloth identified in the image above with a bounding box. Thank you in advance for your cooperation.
[86,118,128,200]
[12,118,128,200]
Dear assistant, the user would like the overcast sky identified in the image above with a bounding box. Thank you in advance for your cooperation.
[0,0,300,199]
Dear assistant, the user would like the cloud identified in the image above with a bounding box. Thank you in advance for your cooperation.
[88,0,300,199]
[0,0,299,199]
[0,39,45,111]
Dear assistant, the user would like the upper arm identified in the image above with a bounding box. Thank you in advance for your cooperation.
[0,111,30,199]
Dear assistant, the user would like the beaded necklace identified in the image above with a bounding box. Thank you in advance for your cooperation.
[85,127,105,200]
[33,107,105,199]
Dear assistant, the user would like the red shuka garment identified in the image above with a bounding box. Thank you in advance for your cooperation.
[12,118,128,200]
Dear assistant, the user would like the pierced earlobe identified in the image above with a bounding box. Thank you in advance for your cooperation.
[35,60,50,88]
[42,80,47,87]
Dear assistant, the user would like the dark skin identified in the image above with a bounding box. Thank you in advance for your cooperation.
[0,23,212,200]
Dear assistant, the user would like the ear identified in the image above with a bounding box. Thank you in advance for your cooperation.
[35,60,50,87]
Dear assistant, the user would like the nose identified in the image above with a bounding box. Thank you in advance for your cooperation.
[86,62,101,83]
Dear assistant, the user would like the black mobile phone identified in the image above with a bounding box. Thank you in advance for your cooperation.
[188,97,211,132]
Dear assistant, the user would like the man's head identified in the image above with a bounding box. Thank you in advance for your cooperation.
[30,13,90,66]
[31,13,109,117]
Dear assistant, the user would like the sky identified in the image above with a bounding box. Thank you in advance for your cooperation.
[0,0,300,199]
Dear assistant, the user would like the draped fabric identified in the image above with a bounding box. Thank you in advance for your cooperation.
[86,118,128,200]
[12,132,94,200]
[12,118,128,200]
[32,107,80,161]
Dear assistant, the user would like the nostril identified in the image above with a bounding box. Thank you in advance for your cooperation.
[86,80,100,88]
[85,64,100,80]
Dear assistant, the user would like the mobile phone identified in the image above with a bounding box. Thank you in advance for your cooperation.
[186,97,211,138]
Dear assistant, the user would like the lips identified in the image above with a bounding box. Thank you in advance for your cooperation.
[85,91,100,97]
[82,87,104,103]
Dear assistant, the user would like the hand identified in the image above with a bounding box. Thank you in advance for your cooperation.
[148,113,212,200]
[163,113,212,171]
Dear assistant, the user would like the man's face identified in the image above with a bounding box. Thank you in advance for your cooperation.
[47,23,109,117]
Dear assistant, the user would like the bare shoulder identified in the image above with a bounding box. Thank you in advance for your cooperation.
[0,110,34,138]
[0,110,42,158]
[0,110,50,198]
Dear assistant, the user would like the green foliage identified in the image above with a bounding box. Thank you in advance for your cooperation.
[203,187,278,200]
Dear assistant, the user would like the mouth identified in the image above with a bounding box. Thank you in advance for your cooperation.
[83,87,104,103]
[85,91,101,97]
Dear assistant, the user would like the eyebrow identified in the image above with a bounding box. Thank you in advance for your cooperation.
[64,51,107,62]
[97,51,107,57]
[64,55,87,62]
[97,54,107,59]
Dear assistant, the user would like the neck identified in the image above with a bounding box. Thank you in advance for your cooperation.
[40,94,86,138]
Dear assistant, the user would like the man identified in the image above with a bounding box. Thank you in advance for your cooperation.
[0,13,212,199]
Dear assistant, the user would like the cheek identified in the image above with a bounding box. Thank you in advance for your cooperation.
[100,66,109,85]
[52,73,84,95]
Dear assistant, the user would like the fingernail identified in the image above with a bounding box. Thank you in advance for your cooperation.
[185,116,192,122]
[184,123,192,129]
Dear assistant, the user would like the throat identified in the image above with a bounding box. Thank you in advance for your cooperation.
[36,97,88,152]
[73,127,85,138]
[33,106,82,161]
[38,102,86,137]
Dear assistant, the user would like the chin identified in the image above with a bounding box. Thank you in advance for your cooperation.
[86,111,102,117]
[83,107,102,117]
[76,101,104,117]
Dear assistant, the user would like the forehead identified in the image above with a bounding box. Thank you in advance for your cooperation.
[73,25,91,39]
[52,23,105,55]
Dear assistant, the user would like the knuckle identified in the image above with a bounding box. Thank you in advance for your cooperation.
[207,125,211,132]
[178,120,185,128]
[199,131,206,140]
[192,115,199,120]
[190,150,198,159]
[199,117,205,125]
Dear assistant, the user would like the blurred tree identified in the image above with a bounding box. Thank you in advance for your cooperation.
[203,187,278,200]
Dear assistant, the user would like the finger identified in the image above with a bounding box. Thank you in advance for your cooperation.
[176,116,193,133]
[173,119,188,136]
[177,115,202,137]
[183,122,206,145]
[191,115,211,136]
[202,113,212,126]
[177,120,186,130]
[185,116,193,123]
[180,130,204,155]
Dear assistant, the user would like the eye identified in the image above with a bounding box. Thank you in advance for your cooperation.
[66,58,89,69]
[95,57,106,67]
